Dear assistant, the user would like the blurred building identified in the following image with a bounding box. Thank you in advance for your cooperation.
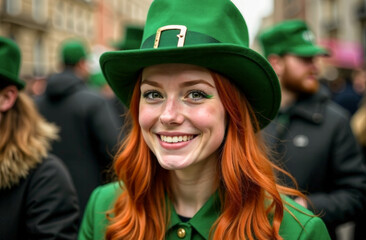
[0,0,151,77]
[272,0,306,21]
[253,0,366,94]
[257,0,364,74]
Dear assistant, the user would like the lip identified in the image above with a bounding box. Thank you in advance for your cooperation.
[156,132,198,150]
[307,74,318,80]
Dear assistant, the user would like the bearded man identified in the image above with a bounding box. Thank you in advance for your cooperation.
[259,20,366,240]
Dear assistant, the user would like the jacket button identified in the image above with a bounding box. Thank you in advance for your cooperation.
[177,228,186,238]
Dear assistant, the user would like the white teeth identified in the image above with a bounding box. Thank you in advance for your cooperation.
[160,135,194,143]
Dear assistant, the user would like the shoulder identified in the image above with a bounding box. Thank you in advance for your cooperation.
[25,155,80,239]
[279,196,330,240]
[89,182,122,207]
[31,154,73,184]
[78,88,103,99]
[79,182,122,240]
[27,155,78,209]
[75,89,113,111]
[28,154,78,204]
[326,100,349,117]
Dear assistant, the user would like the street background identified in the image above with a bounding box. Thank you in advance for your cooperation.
[0,1,365,239]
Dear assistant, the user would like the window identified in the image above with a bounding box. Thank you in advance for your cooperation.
[67,4,74,31]
[53,1,64,28]
[76,10,85,34]
[6,0,21,15]
[33,38,45,76]
[87,13,94,37]
[32,0,48,23]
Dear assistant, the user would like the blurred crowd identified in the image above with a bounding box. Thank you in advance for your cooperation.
[1,17,366,240]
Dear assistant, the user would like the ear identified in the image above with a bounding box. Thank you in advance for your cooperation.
[267,54,285,77]
[0,85,19,112]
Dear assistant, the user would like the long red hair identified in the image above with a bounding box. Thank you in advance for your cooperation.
[105,71,303,240]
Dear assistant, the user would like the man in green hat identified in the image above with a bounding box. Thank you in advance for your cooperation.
[36,39,121,216]
[0,36,80,239]
[259,19,366,239]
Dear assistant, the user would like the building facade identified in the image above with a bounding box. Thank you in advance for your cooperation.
[267,0,364,70]
[0,0,152,77]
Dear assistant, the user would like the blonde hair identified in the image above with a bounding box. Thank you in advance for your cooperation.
[0,92,59,189]
[351,101,366,146]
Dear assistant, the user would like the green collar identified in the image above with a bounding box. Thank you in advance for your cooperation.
[167,192,221,239]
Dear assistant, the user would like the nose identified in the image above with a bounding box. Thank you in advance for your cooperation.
[159,98,184,125]
[308,57,319,73]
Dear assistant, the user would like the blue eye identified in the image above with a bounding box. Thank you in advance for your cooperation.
[143,91,163,100]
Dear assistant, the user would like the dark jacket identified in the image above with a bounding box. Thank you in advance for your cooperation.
[263,87,366,238]
[0,155,79,240]
[36,69,120,214]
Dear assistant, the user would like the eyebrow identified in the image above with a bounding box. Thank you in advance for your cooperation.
[140,79,161,88]
[180,79,214,88]
[141,79,215,88]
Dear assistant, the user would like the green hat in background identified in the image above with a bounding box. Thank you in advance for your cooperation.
[60,39,87,65]
[100,0,281,129]
[114,25,144,50]
[259,19,329,57]
[0,37,25,89]
[89,72,107,88]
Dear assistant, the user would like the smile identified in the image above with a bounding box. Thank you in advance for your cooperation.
[160,135,195,143]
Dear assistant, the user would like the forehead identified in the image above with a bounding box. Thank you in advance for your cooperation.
[141,63,212,82]
[284,54,316,64]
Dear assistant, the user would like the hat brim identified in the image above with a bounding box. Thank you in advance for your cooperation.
[0,70,25,89]
[100,44,281,129]
[288,45,329,57]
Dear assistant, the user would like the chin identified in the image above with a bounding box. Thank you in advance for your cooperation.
[295,81,319,95]
[304,85,319,94]
[157,158,191,170]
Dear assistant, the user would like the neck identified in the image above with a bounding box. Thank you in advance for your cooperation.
[280,87,297,110]
[170,156,217,218]
[64,64,86,80]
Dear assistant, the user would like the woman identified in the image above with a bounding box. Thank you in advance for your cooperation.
[79,0,331,239]
[0,37,80,239]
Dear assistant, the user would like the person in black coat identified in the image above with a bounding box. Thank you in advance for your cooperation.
[36,39,120,215]
[0,37,79,239]
[259,20,366,239]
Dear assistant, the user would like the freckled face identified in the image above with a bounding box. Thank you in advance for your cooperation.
[139,64,226,170]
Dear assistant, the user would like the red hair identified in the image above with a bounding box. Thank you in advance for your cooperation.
[105,72,303,240]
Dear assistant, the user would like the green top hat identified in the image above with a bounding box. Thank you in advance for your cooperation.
[0,37,25,89]
[60,39,87,65]
[114,25,144,50]
[259,19,329,57]
[100,0,281,129]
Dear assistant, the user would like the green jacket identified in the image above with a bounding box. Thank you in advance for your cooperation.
[79,182,330,240]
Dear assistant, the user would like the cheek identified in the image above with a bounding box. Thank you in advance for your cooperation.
[283,66,302,86]
[192,104,226,135]
[139,104,157,130]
